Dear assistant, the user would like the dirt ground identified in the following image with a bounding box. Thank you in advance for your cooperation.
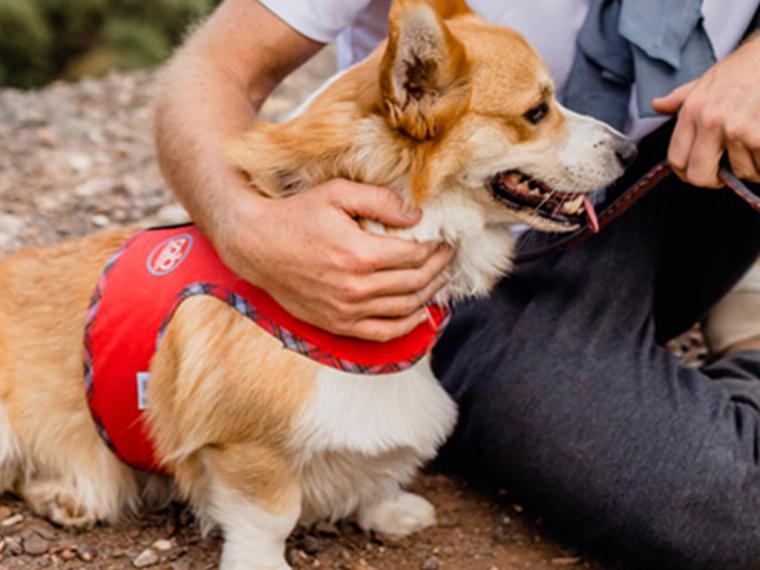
[0,47,704,570]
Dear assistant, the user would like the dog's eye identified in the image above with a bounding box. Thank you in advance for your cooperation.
[524,102,549,125]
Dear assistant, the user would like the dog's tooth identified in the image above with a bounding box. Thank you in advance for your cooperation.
[562,196,584,214]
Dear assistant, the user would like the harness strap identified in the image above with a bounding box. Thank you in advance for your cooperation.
[515,163,760,264]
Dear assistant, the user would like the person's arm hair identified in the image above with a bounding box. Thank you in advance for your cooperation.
[154,0,319,240]
[153,0,452,341]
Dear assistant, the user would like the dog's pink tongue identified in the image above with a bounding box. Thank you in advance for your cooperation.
[583,196,600,234]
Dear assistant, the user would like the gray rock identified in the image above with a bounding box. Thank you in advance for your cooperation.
[421,555,440,570]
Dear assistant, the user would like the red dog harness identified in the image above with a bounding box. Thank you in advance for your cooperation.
[84,225,448,472]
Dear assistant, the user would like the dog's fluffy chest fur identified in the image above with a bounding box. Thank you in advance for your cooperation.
[291,357,457,524]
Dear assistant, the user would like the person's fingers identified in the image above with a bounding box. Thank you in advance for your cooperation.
[331,244,451,304]
[329,181,422,228]
[354,272,449,319]
[346,308,431,342]
[667,108,698,180]
[370,239,451,277]
[364,245,453,296]
[343,234,446,273]
[685,125,724,188]
[727,139,760,182]
[750,139,760,183]
[651,80,697,115]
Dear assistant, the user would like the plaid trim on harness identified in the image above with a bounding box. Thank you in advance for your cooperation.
[157,282,450,375]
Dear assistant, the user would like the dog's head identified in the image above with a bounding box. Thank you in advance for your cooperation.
[232,0,636,235]
[375,0,636,231]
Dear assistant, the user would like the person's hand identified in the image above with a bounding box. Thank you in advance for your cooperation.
[215,179,453,342]
[652,36,760,188]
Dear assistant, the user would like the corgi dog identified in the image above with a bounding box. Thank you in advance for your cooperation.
[0,1,634,568]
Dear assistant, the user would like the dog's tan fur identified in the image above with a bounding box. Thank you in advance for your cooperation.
[147,297,318,516]
[0,2,631,568]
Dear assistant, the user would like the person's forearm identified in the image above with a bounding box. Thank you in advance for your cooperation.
[153,0,322,242]
[154,43,266,239]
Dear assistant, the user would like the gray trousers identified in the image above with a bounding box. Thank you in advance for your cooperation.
[433,122,760,570]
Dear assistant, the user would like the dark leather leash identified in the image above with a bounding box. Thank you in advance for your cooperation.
[515,162,760,264]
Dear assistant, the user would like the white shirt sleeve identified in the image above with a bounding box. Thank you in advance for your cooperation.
[258,0,375,43]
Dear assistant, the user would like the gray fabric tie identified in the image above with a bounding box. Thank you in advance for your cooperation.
[563,0,717,130]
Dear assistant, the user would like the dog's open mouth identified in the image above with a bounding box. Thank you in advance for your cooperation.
[490,171,600,233]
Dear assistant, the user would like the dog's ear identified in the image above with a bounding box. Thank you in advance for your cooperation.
[380,0,471,141]
[424,0,473,19]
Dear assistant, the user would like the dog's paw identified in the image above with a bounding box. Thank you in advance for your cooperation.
[22,482,100,529]
[358,491,436,537]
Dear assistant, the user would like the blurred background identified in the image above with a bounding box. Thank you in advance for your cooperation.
[0,0,221,87]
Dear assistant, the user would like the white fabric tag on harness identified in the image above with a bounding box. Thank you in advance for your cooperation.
[136,372,150,410]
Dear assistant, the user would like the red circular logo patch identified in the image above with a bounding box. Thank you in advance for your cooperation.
[147,234,193,276]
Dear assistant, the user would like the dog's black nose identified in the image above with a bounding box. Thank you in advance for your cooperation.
[615,138,638,168]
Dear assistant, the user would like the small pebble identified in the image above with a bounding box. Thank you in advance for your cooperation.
[5,536,23,556]
[77,544,97,562]
[60,548,77,561]
[151,539,173,551]
[91,214,110,227]
[132,548,159,568]
[23,534,50,555]
[0,507,12,520]
[37,128,57,146]
[69,153,93,173]
[2,514,24,527]
[421,555,440,570]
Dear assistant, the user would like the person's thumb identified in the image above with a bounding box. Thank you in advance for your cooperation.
[331,180,422,228]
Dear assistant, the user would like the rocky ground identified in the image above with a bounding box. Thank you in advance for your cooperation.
[0,47,704,569]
